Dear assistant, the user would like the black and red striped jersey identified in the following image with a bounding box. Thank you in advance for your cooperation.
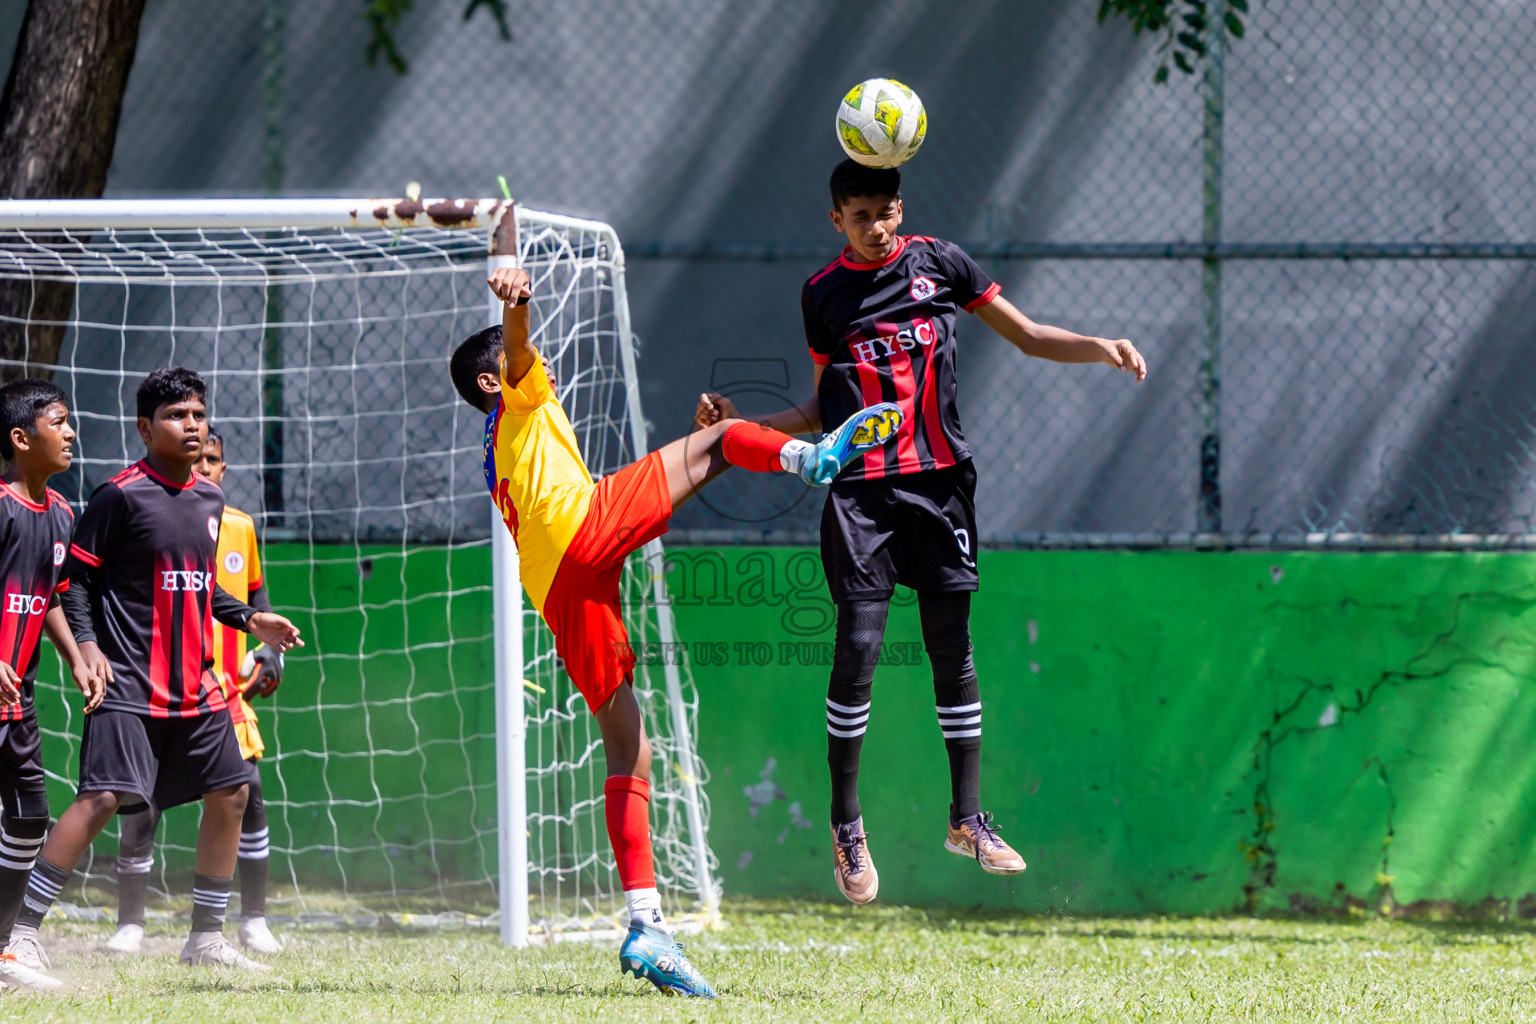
[802,235,1000,482]
[0,485,73,722]
[69,461,230,719]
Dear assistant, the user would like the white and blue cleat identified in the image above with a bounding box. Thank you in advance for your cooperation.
[619,921,716,998]
[799,402,904,487]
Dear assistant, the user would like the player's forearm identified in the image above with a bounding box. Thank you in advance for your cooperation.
[60,562,97,645]
[212,582,256,631]
[977,297,1110,364]
[755,397,822,435]
[43,604,84,666]
[501,299,538,386]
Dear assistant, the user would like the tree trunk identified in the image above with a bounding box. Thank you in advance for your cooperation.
[0,0,148,381]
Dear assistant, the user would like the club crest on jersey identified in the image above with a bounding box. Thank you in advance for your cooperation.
[224,551,245,574]
[52,542,65,566]
[909,276,937,302]
[207,516,219,542]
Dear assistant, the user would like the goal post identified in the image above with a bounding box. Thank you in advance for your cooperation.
[0,197,718,944]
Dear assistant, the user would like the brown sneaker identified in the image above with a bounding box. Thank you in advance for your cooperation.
[831,818,879,904]
[946,811,1026,875]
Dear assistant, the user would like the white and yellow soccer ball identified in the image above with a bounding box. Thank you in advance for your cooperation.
[835,78,927,169]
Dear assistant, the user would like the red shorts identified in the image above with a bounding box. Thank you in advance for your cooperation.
[542,451,673,712]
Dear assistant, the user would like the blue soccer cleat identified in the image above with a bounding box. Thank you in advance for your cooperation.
[619,921,717,998]
[800,402,904,486]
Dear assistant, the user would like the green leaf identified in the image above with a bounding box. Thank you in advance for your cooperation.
[1154,64,1170,84]
[1225,11,1245,37]
[1173,51,1194,74]
[1228,0,1248,11]
[1183,12,1206,30]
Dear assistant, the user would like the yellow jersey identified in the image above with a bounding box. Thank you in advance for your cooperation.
[483,358,594,613]
[210,505,265,760]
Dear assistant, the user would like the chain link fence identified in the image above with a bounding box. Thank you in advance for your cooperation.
[1,0,1532,544]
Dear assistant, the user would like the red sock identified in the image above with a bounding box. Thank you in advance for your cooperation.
[604,775,656,891]
[721,422,796,473]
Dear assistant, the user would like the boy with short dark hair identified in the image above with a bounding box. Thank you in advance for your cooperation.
[456,266,902,998]
[0,380,102,989]
[698,159,1147,904]
[6,368,303,979]
[109,426,286,957]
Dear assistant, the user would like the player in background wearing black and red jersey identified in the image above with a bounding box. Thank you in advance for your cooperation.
[5,369,302,980]
[109,427,286,958]
[0,381,104,989]
[697,160,1147,903]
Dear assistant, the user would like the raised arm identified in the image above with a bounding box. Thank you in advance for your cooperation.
[487,266,537,387]
[975,294,1147,382]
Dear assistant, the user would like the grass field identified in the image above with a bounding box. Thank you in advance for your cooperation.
[5,898,1535,1022]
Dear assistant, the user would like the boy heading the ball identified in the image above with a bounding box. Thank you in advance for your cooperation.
[697,159,1147,904]
[0,381,103,989]
[110,426,287,958]
[453,266,902,998]
[6,369,303,980]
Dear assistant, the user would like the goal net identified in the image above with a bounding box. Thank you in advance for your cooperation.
[0,199,717,941]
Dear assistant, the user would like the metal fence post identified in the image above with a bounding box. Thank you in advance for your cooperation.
[1198,0,1226,534]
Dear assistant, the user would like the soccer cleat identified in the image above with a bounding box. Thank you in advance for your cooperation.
[945,811,1026,875]
[179,933,272,972]
[799,402,903,486]
[106,923,144,954]
[619,921,716,998]
[1,933,61,989]
[0,950,61,989]
[239,916,283,955]
[831,819,879,904]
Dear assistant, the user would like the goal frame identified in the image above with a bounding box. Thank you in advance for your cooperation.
[0,196,718,948]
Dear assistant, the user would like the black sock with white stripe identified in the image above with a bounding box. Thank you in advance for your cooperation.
[827,600,888,826]
[13,857,70,934]
[238,826,269,919]
[921,591,982,823]
[116,855,154,928]
[0,820,47,944]
[190,874,233,934]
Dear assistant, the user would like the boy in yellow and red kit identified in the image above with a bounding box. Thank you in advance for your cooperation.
[453,266,901,997]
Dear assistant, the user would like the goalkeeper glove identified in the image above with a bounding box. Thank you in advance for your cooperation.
[243,644,285,698]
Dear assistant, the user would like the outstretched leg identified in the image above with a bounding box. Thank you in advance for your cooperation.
[657,402,904,511]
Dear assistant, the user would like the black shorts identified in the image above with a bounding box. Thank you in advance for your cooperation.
[0,716,47,819]
[820,460,980,602]
[78,709,250,815]
[154,752,262,815]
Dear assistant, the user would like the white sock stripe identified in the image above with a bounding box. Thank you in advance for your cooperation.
[938,714,982,726]
[238,849,271,861]
[942,727,982,739]
[936,702,982,714]
[241,827,269,840]
[826,698,871,714]
[826,710,869,726]
[118,856,155,874]
[192,887,231,899]
[827,725,868,739]
[0,834,44,848]
[0,854,36,871]
[27,874,64,897]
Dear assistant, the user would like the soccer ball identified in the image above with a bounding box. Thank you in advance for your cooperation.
[835,78,927,169]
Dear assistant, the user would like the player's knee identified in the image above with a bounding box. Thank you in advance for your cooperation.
[919,592,974,683]
[831,600,889,687]
[207,782,250,817]
[76,790,123,820]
